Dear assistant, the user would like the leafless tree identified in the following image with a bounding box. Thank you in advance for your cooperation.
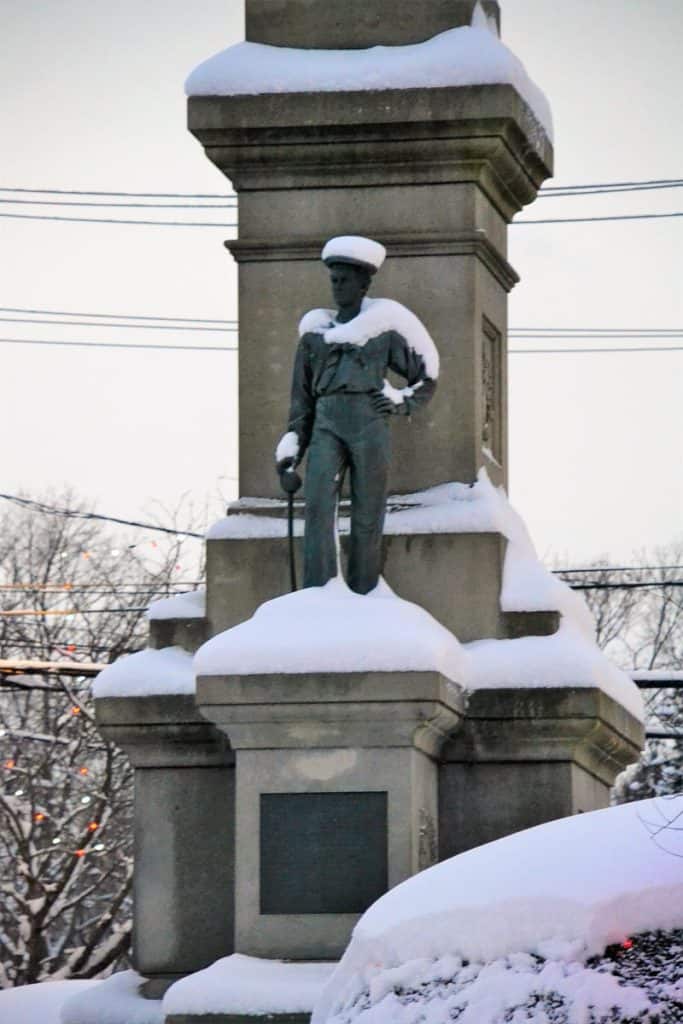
[560,544,683,803]
[0,491,203,985]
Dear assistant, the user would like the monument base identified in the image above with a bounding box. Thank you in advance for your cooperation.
[196,669,465,960]
[95,695,235,990]
[439,686,644,857]
[167,1014,309,1024]
[206,530,558,643]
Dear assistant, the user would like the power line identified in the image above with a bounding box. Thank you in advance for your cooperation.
[1,335,678,355]
[514,211,683,225]
[509,330,683,337]
[0,186,234,199]
[0,199,237,210]
[1,175,678,201]
[0,493,204,539]
[0,337,236,353]
[2,307,680,336]
[510,346,683,354]
[0,305,236,325]
[0,213,236,227]
[0,316,236,334]
[4,210,683,229]
[568,581,683,591]
[553,565,683,575]
[540,177,683,195]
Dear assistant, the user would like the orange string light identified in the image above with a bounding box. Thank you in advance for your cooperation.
[71,706,81,715]
[74,849,86,858]
[87,821,99,832]
[4,759,15,770]
[34,812,46,822]
[78,767,89,776]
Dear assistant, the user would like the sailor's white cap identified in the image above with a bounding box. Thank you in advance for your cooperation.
[321,235,386,274]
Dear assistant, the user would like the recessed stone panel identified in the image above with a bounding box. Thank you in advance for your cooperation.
[260,792,387,914]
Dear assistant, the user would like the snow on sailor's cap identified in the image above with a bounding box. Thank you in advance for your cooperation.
[322,236,386,274]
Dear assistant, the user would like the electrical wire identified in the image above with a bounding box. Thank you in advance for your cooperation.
[0,316,236,333]
[553,565,683,575]
[0,337,236,352]
[540,177,683,196]
[510,346,683,354]
[568,581,683,591]
[0,199,236,210]
[0,493,204,538]
[0,187,235,199]
[1,176,680,201]
[514,211,683,225]
[0,213,236,227]
[1,335,679,355]
[0,305,236,325]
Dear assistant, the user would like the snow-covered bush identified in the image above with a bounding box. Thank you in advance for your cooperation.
[313,798,683,1024]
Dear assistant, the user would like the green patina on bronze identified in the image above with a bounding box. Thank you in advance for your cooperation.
[277,259,436,594]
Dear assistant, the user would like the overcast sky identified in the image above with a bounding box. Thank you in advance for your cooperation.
[2,0,682,563]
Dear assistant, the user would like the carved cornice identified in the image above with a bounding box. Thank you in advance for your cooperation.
[226,230,519,291]
[442,687,644,785]
[189,84,553,220]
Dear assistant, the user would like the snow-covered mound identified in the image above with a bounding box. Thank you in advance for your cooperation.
[0,980,96,1024]
[313,797,683,1024]
[194,577,468,682]
[92,645,194,698]
[147,587,205,621]
[60,970,162,1024]
[185,19,553,141]
[163,954,336,1018]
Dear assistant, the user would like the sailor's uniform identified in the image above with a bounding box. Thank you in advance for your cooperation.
[282,297,439,593]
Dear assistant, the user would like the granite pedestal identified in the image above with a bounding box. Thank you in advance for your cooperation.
[196,670,465,960]
[95,695,235,997]
[439,687,644,857]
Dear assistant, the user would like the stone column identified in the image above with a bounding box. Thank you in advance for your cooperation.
[439,688,644,857]
[96,696,235,996]
[188,0,551,501]
[196,670,464,960]
[245,0,501,47]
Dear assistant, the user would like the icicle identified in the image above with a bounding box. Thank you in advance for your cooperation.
[470,0,488,30]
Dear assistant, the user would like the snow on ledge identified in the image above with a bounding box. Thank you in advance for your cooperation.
[0,980,98,1024]
[185,24,553,141]
[147,587,205,621]
[194,577,468,683]
[312,796,683,1024]
[92,646,194,699]
[60,970,162,1024]
[163,954,336,1017]
[464,623,644,720]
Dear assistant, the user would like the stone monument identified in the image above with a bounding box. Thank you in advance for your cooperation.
[91,1,644,1017]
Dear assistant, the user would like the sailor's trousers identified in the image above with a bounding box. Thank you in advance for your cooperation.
[303,392,391,595]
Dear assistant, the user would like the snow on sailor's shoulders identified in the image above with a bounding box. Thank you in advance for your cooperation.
[92,645,194,699]
[298,298,439,380]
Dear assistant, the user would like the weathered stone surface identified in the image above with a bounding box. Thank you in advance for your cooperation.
[96,696,235,986]
[246,0,500,48]
[205,531,559,643]
[196,669,464,959]
[439,687,645,858]
[149,615,208,653]
[188,84,552,499]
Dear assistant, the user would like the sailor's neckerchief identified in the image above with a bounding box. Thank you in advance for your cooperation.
[298,297,439,381]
